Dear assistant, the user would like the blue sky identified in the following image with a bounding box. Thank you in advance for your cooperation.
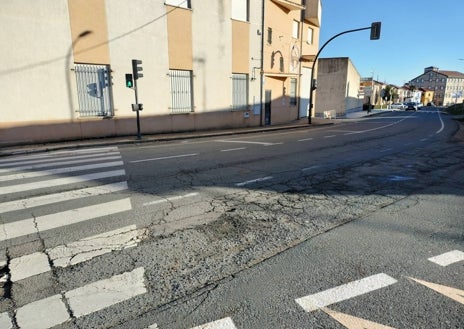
[319,0,464,86]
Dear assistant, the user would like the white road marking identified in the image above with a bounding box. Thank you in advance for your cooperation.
[295,273,397,312]
[15,267,146,328]
[435,109,445,134]
[322,307,396,329]
[428,250,464,266]
[190,317,237,329]
[0,154,121,172]
[9,252,51,282]
[302,165,320,171]
[0,312,12,329]
[48,225,146,268]
[343,116,412,135]
[324,135,337,138]
[0,161,124,182]
[7,226,145,282]
[298,137,314,142]
[379,148,393,153]
[0,169,125,196]
[15,294,70,329]
[130,153,198,163]
[143,192,199,206]
[65,267,147,317]
[0,198,132,242]
[235,176,273,187]
[0,149,119,166]
[215,139,277,146]
[220,147,246,152]
[0,181,128,213]
[420,138,428,142]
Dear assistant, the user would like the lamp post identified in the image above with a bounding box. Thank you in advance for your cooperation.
[307,22,381,124]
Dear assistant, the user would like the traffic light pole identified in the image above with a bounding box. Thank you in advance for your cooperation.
[130,59,143,140]
[307,23,380,124]
[133,75,141,140]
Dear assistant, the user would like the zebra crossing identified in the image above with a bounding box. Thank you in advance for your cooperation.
[0,146,148,329]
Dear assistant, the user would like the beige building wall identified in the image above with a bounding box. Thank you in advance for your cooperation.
[316,57,362,117]
[1,0,320,145]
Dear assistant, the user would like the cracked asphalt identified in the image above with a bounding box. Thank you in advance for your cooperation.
[1,110,463,328]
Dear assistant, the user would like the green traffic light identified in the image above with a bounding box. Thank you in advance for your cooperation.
[125,73,133,88]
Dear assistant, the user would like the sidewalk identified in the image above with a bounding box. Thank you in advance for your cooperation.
[0,109,383,157]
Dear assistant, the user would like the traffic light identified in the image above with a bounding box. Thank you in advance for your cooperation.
[125,74,133,88]
[370,22,381,40]
[132,59,143,80]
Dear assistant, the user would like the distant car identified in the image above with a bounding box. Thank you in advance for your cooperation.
[390,103,406,110]
[405,102,418,111]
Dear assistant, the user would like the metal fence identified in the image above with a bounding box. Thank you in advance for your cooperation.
[74,64,114,117]
[169,69,193,113]
[232,73,248,110]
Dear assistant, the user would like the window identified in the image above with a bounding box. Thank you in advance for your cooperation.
[307,27,313,44]
[267,27,273,44]
[165,0,191,8]
[169,69,193,113]
[232,73,248,110]
[292,20,300,38]
[289,78,297,105]
[231,0,248,21]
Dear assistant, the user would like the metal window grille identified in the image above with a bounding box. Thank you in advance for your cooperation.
[232,73,248,110]
[290,78,297,105]
[169,69,194,113]
[74,64,113,117]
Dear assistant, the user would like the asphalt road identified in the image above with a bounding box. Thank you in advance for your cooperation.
[0,107,462,328]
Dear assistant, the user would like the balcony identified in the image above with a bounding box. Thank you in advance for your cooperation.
[304,0,321,27]
[271,0,305,11]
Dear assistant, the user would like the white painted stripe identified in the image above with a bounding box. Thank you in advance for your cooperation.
[15,267,145,328]
[323,307,396,329]
[143,192,199,206]
[296,273,397,312]
[190,317,237,329]
[0,198,132,242]
[0,154,121,173]
[0,181,128,213]
[0,169,125,196]
[215,139,277,146]
[0,149,119,167]
[131,153,198,163]
[302,165,320,171]
[220,147,246,152]
[428,250,464,266]
[48,225,145,268]
[420,138,428,142]
[343,116,412,135]
[16,294,70,329]
[235,176,273,187]
[65,267,146,317]
[9,252,51,282]
[379,148,393,153]
[0,312,12,329]
[0,161,124,182]
[298,137,314,142]
[324,135,336,138]
[435,109,445,134]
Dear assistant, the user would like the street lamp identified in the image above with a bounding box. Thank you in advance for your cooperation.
[306,22,381,124]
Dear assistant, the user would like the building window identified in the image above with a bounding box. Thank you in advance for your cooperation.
[169,69,194,113]
[232,73,248,110]
[307,27,313,44]
[290,78,297,105]
[292,20,300,39]
[231,0,249,21]
[267,27,273,44]
[165,0,191,8]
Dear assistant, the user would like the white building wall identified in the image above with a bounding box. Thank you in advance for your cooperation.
[0,0,73,123]
[104,1,170,117]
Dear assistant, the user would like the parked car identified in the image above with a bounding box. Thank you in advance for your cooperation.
[390,103,406,110]
[405,102,418,111]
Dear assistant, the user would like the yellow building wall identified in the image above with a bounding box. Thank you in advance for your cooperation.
[166,5,193,70]
[232,20,250,73]
[68,0,110,64]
